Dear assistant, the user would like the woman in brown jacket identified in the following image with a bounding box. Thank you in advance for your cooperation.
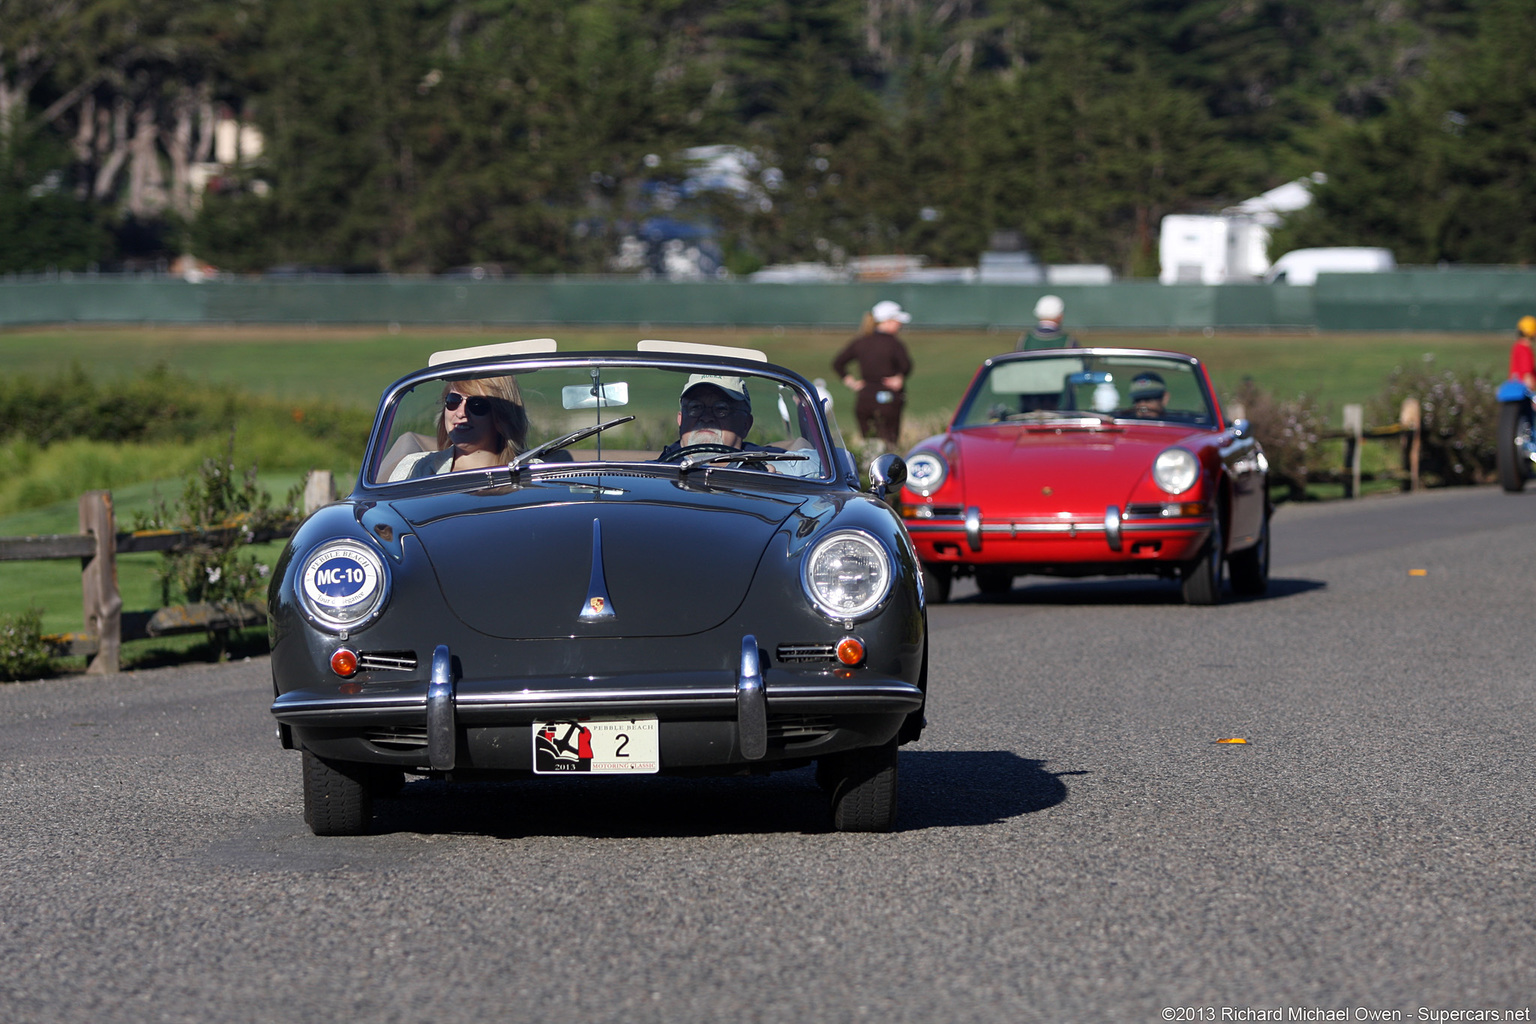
[833,300,913,448]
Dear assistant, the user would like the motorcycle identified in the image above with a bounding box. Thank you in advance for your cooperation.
[1495,379,1536,492]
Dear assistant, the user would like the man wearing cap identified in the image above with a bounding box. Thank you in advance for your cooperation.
[1017,294,1077,351]
[1125,372,1168,419]
[657,374,822,477]
[832,300,914,448]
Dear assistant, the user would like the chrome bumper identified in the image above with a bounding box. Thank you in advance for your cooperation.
[271,634,923,763]
[908,504,1212,550]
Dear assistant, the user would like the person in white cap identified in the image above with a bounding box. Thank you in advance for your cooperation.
[656,373,822,476]
[1017,294,1077,351]
[832,299,914,448]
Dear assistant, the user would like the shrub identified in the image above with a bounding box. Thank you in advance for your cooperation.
[1370,360,1499,486]
[136,435,299,660]
[1228,378,1330,500]
[0,608,53,682]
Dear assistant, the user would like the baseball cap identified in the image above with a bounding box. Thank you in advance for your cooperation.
[681,373,751,410]
[871,300,911,324]
[1034,294,1065,321]
[1130,372,1167,399]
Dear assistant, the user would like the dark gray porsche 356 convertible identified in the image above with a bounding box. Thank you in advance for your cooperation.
[269,339,926,834]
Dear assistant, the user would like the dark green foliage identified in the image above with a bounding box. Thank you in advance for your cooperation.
[1279,0,1535,264]
[3,0,1526,273]
[0,129,109,273]
[0,364,371,452]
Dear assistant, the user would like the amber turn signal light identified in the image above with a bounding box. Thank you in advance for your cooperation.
[330,648,359,678]
[835,636,866,666]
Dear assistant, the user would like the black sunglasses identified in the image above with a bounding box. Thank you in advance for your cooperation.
[444,392,492,416]
[681,399,742,420]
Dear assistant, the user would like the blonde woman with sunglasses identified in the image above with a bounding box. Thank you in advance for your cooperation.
[389,376,528,480]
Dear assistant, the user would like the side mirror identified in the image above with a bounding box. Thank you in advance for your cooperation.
[867,453,907,500]
[1231,418,1252,439]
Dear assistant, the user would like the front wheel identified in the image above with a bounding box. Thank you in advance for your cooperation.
[301,749,376,836]
[819,740,899,833]
[975,570,1013,596]
[1497,402,1533,493]
[1228,506,1270,597]
[921,563,952,604]
[1181,519,1224,606]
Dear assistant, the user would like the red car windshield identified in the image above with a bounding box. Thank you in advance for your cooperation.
[957,354,1215,428]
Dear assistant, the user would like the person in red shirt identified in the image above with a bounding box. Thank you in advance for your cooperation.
[1510,315,1536,390]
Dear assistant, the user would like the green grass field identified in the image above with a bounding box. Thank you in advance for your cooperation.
[1,323,1511,425]
[0,323,1512,662]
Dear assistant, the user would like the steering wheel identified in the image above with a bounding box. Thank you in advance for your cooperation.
[663,443,743,463]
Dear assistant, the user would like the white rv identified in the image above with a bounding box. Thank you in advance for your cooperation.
[1158,214,1269,284]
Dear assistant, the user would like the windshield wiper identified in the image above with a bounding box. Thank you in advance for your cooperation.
[1004,409,1113,424]
[508,415,637,471]
[678,450,810,472]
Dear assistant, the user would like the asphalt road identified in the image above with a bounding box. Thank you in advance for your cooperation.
[2,486,1533,1024]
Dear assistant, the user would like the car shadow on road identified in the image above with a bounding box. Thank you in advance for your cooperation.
[898,750,1073,828]
[947,575,1324,606]
[358,749,1068,839]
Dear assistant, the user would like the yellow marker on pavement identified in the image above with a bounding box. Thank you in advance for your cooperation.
[1409,569,1427,576]
[1215,738,1248,744]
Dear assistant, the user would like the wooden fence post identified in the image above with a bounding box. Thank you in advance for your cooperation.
[79,490,121,674]
[1399,398,1421,492]
[1342,404,1363,499]
[303,470,335,517]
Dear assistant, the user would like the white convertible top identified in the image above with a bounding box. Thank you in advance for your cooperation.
[428,338,558,365]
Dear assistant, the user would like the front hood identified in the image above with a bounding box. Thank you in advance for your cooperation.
[955,424,1205,508]
[392,476,806,638]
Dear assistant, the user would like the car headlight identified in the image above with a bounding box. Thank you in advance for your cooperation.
[1152,448,1199,495]
[297,539,390,633]
[802,530,893,621]
[905,451,948,496]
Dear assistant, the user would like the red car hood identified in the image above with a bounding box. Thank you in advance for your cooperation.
[952,423,1207,509]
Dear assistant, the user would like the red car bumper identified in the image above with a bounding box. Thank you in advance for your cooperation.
[901,503,1213,575]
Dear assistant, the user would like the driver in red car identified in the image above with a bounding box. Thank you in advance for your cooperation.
[1124,372,1169,419]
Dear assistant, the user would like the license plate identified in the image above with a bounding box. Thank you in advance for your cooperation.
[532,716,659,774]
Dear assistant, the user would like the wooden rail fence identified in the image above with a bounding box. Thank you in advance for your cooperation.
[0,471,333,674]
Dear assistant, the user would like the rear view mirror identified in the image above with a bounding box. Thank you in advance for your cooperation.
[562,382,629,410]
[867,453,907,501]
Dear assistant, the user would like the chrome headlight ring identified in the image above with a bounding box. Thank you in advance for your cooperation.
[296,538,391,634]
[801,529,895,622]
[1152,447,1200,496]
[904,451,948,496]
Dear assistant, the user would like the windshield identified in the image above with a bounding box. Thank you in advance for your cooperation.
[956,353,1215,428]
[368,360,845,486]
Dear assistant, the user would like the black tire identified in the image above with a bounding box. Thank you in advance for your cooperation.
[1497,402,1532,493]
[821,739,899,833]
[1181,518,1224,606]
[975,570,1013,596]
[921,563,952,604]
[1228,506,1270,597]
[301,749,375,836]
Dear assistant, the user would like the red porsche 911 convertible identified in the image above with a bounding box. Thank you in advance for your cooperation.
[898,348,1269,605]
